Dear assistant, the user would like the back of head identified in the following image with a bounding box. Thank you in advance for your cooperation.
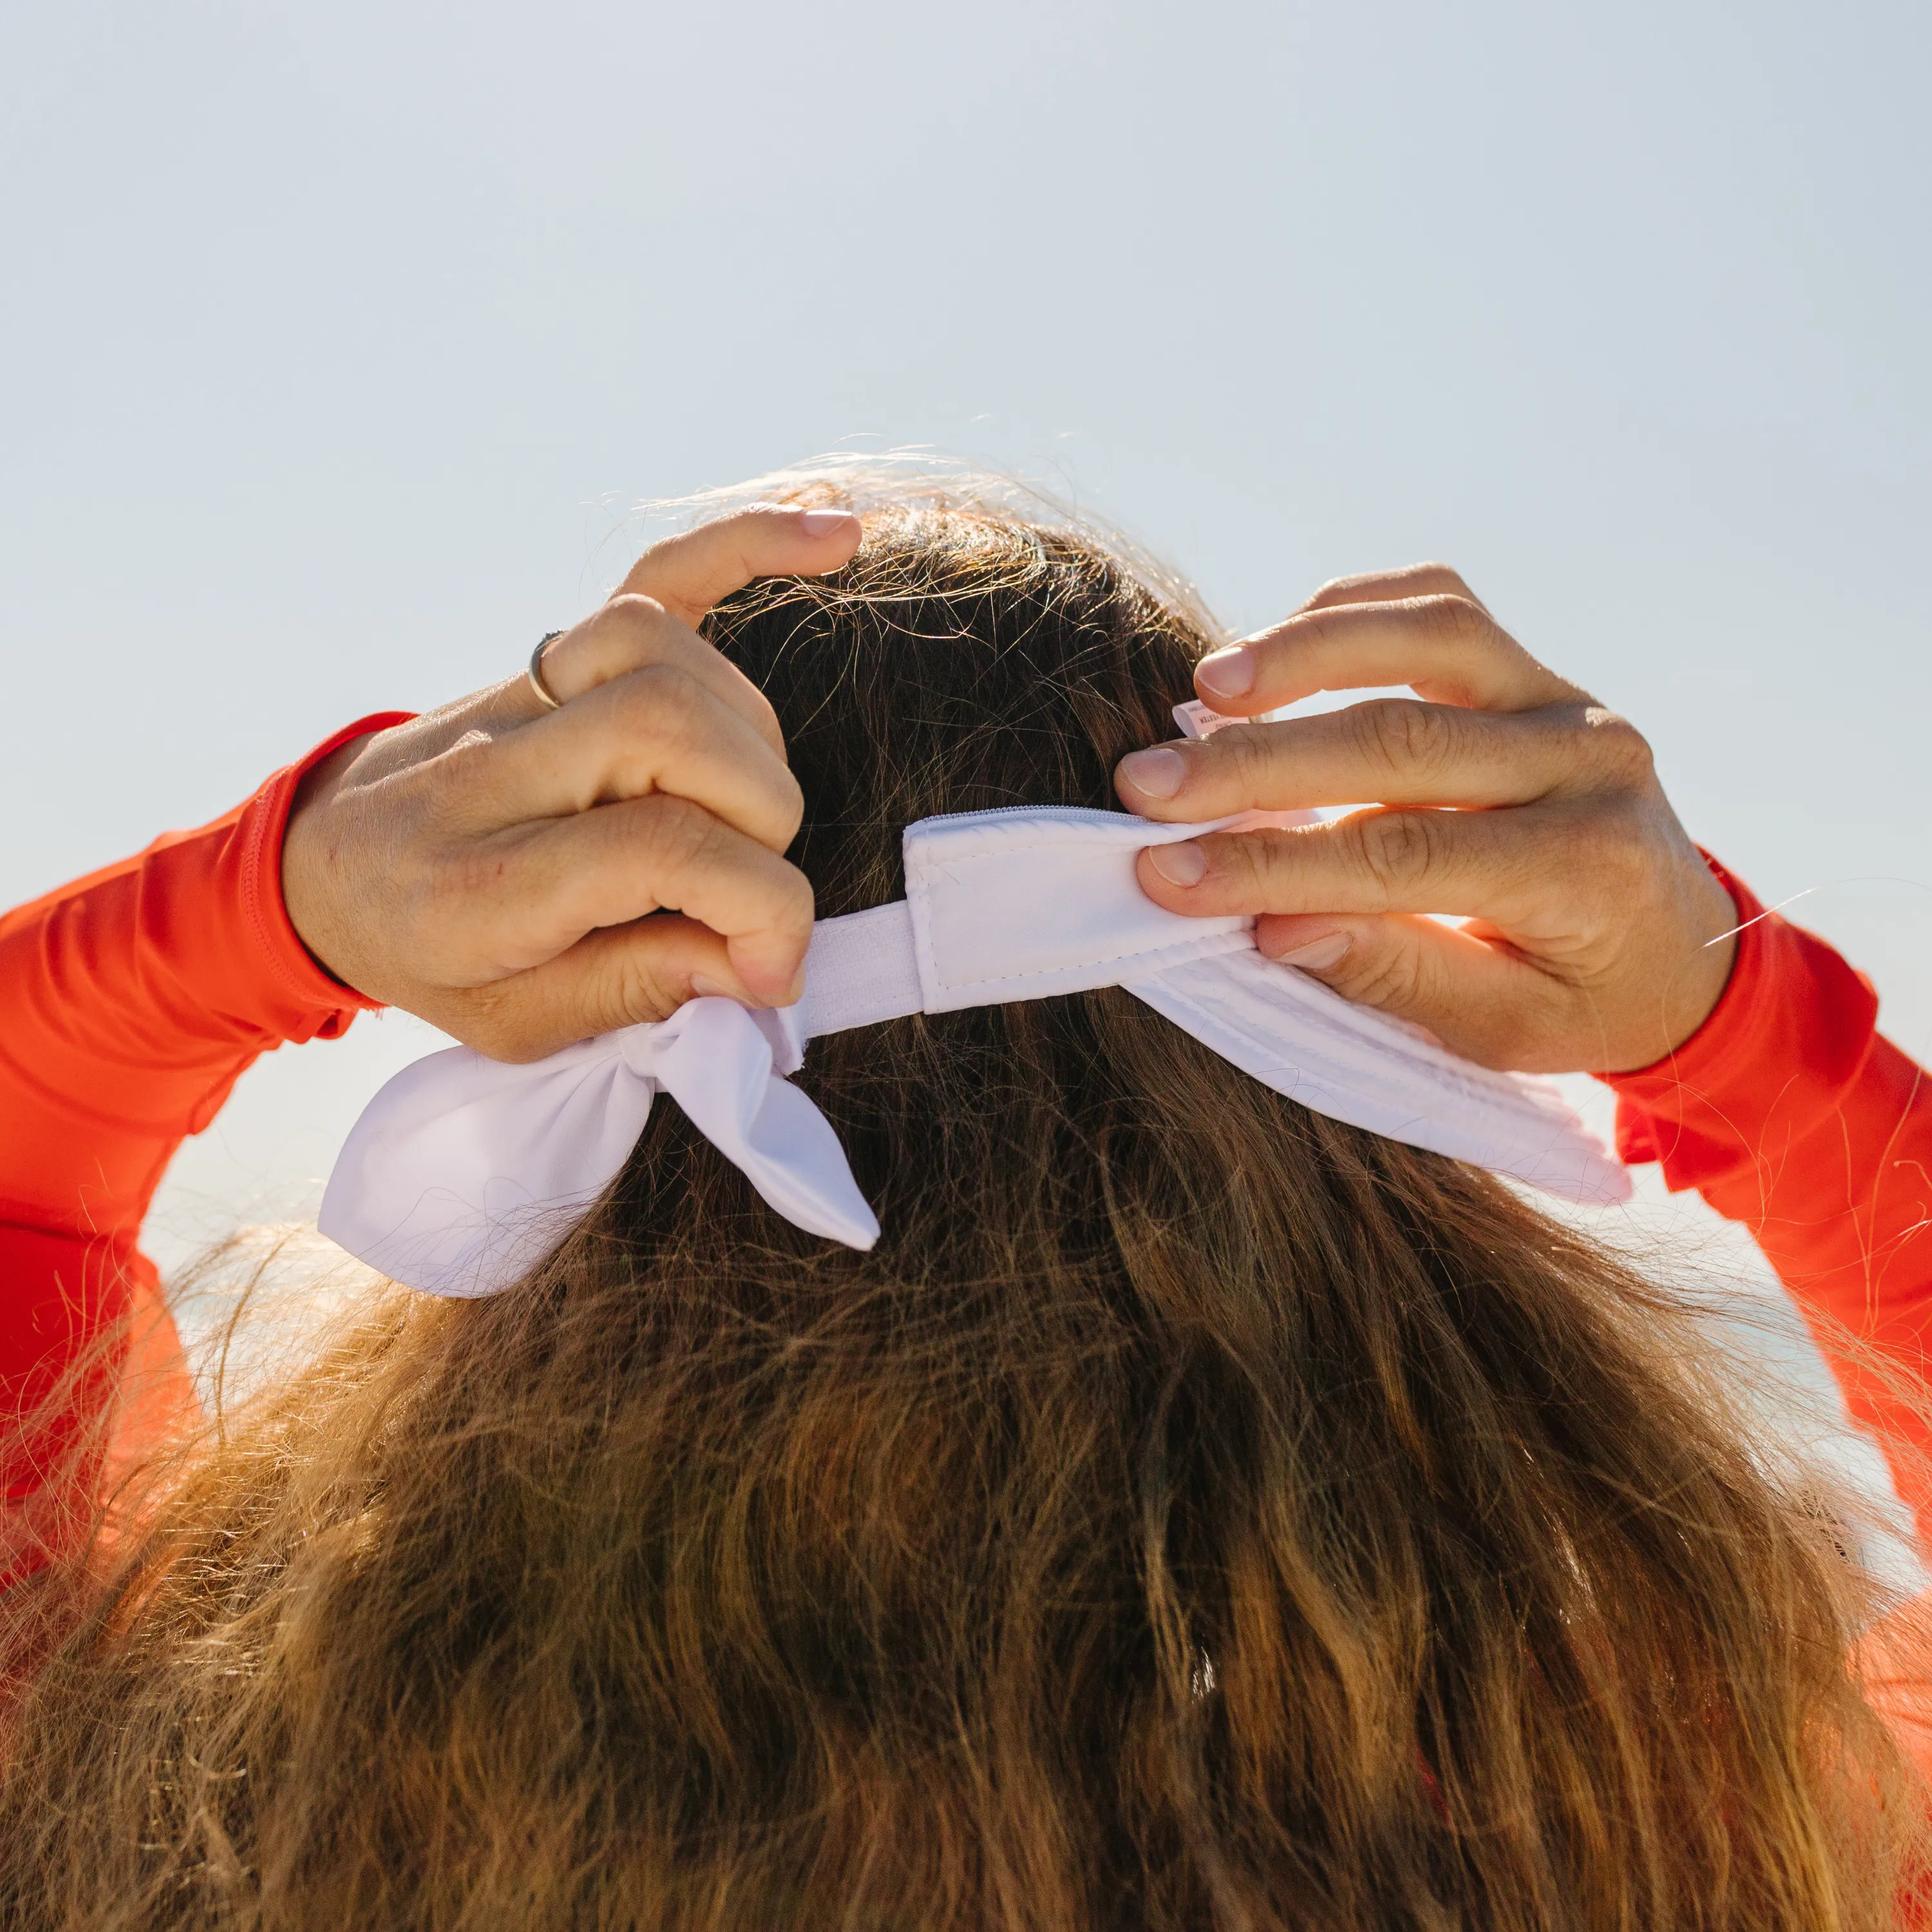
[0,482,1916,1929]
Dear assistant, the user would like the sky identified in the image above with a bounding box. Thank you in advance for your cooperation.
[3,0,1929,1544]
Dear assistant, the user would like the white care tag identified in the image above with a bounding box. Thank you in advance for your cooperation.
[1172,698,1240,739]
[1171,698,1298,739]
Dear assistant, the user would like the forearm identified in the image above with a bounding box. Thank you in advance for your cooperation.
[0,719,399,1242]
[1,715,405,1564]
[1609,863,1932,1537]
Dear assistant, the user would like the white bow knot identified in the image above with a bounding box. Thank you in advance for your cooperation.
[321,994,878,1296]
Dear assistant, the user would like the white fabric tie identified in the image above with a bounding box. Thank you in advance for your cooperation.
[319,806,1628,1296]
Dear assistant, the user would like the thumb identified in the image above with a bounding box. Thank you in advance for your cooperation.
[1254,912,1576,1072]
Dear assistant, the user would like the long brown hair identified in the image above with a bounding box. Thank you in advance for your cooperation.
[1,481,1922,1928]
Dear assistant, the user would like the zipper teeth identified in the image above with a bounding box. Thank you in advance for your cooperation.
[912,804,1133,831]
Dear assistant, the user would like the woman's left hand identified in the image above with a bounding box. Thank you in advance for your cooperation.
[1113,564,1739,1075]
[283,506,861,1062]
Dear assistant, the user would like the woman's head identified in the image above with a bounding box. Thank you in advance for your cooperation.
[1,477,1918,1929]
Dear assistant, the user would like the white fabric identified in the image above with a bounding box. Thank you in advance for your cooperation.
[1171,698,1294,739]
[321,996,877,1296]
[319,805,1629,1296]
[1126,951,1616,1198]
[903,808,1296,1009]
[794,902,922,1036]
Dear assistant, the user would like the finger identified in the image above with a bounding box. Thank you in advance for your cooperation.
[452,915,774,1063]
[445,661,805,852]
[526,594,786,752]
[617,502,864,630]
[1249,911,1584,1071]
[1115,699,1647,821]
[1193,595,1589,717]
[1132,804,1586,931]
[1296,562,1490,617]
[457,794,814,1004]
[348,585,794,782]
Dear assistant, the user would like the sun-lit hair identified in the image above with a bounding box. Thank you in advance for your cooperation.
[1,475,1924,1928]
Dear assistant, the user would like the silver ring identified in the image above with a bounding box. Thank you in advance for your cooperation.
[527,630,565,710]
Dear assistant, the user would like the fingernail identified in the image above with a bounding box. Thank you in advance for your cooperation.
[688,974,736,1001]
[799,508,855,537]
[1276,933,1350,972]
[1148,840,1208,887]
[1118,746,1187,800]
[1196,646,1255,701]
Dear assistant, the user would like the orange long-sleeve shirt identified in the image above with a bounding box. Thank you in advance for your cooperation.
[1607,858,1932,1537]
[0,717,402,1540]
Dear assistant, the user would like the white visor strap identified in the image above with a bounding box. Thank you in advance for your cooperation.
[318,804,1627,1297]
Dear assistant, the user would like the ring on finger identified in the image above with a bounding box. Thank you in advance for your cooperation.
[527,630,567,710]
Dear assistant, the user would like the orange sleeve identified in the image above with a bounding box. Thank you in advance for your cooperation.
[1607,859,1932,1540]
[0,714,409,1569]
[1607,864,1932,1853]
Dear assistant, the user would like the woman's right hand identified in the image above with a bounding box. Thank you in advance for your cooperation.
[282,505,861,1063]
[1116,564,1741,1075]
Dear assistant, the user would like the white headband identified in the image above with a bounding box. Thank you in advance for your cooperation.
[318,804,1628,1296]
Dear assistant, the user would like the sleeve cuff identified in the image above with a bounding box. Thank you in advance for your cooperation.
[234,712,417,1034]
[1605,855,1880,1190]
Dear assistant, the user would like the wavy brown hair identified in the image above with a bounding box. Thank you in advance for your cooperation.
[1,483,1923,1929]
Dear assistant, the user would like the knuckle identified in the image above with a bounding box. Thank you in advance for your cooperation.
[1578,706,1656,787]
[424,728,497,790]
[601,591,669,632]
[1352,697,1457,782]
[618,660,706,732]
[1417,592,1492,652]
[1308,571,1363,607]
[1220,827,1287,897]
[770,766,807,847]
[634,793,718,872]
[1219,723,1280,793]
[742,685,786,755]
[744,851,814,943]
[775,860,815,932]
[551,595,673,697]
[1412,560,1476,600]
[1336,934,1431,1016]
[1351,810,1444,902]
[605,947,684,1027]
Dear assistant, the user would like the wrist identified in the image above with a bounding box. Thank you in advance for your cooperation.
[268,714,416,1011]
[1604,858,1880,1186]
[1661,849,1741,1059]
[1607,851,1749,1081]
[282,729,385,990]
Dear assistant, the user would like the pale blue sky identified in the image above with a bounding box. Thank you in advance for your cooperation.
[3,1,1929,1540]
[7,1,1927,960]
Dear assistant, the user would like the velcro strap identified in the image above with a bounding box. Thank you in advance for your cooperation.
[798,806,1317,1034]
